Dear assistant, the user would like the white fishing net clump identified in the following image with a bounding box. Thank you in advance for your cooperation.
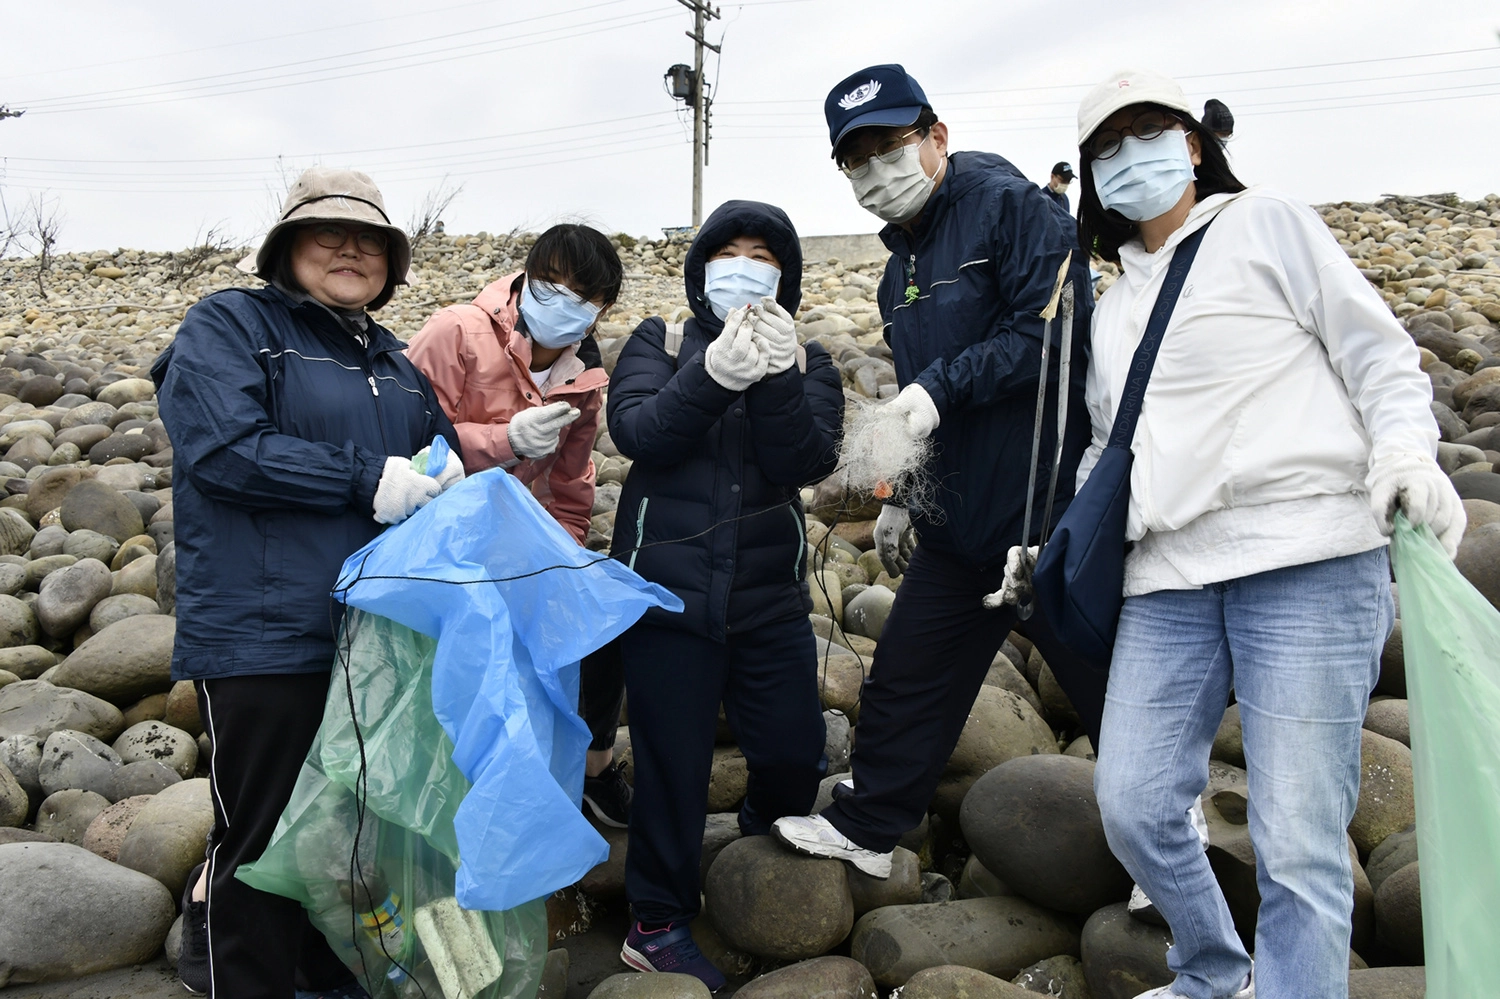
[836,397,941,519]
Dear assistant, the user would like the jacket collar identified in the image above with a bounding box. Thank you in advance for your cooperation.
[1118,188,1251,280]
[260,283,406,356]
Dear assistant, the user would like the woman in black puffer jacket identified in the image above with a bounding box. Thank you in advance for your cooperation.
[606,200,843,988]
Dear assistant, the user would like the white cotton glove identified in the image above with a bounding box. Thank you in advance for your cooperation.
[751,296,798,375]
[1367,452,1467,558]
[874,502,916,577]
[373,456,442,525]
[703,306,770,391]
[412,445,466,491]
[887,383,941,439]
[432,449,465,490]
[508,401,581,460]
[983,545,1040,609]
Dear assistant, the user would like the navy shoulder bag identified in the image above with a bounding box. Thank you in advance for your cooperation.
[1030,220,1212,674]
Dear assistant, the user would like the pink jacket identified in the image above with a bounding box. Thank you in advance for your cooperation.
[406,273,607,545]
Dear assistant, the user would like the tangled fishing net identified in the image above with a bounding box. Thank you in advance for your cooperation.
[837,396,942,520]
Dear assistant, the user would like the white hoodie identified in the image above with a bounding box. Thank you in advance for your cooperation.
[1078,187,1436,597]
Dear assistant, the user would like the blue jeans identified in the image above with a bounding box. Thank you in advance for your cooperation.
[1094,548,1393,999]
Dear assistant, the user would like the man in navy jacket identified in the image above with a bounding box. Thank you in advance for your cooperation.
[773,65,1092,878]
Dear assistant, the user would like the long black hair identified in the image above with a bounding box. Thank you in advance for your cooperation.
[1076,104,1245,264]
[525,223,624,307]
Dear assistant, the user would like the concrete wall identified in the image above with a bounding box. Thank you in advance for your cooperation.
[799,233,889,267]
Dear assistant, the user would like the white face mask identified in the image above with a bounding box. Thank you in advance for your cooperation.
[703,255,782,321]
[849,135,939,225]
[1091,130,1196,223]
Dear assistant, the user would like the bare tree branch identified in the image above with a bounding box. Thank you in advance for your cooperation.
[168,221,237,287]
[408,177,464,246]
[19,192,64,296]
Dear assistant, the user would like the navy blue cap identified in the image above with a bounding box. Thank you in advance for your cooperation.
[824,64,932,157]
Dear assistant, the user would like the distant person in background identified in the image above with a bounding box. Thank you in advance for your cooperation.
[1044,160,1075,212]
[1203,99,1234,144]
[153,167,462,999]
[405,224,634,829]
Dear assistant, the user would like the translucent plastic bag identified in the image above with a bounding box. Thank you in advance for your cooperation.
[1389,514,1500,997]
[239,612,546,999]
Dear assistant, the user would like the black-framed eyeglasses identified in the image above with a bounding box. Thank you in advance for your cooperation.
[308,222,388,256]
[1086,110,1185,162]
[839,127,925,178]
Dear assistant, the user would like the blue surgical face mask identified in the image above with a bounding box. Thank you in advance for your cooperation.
[519,279,601,349]
[703,255,782,321]
[1091,129,1196,223]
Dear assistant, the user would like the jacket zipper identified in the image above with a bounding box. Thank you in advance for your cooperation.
[627,497,649,571]
[790,505,805,582]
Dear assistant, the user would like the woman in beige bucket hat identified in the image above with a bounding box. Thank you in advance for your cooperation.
[152,166,463,999]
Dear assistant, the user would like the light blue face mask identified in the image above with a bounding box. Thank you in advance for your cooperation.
[703,255,782,321]
[519,280,601,349]
[1092,129,1197,223]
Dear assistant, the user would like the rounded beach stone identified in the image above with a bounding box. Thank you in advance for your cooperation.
[1363,698,1409,747]
[0,680,124,742]
[59,479,145,543]
[900,965,1032,998]
[107,759,182,801]
[961,755,1129,916]
[734,956,876,999]
[704,834,853,961]
[46,613,175,706]
[1349,729,1415,855]
[1347,966,1426,999]
[0,760,27,826]
[80,792,153,862]
[39,728,122,797]
[1080,902,1173,999]
[0,645,56,680]
[933,684,1056,821]
[112,720,198,779]
[116,776,213,897]
[0,841,176,983]
[1374,861,1423,965]
[849,896,1080,989]
[0,593,39,648]
[847,845,922,915]
[587,973,711,998]
[842,585,894,641]
[34,788,111,846]
[1012,955,1091,997]
[35,556,113,638]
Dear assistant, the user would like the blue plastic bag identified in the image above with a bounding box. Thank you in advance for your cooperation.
[333,467,682,910]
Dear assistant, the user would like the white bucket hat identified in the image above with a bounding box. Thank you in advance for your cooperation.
[1077,69,1194,147]
[239,167,412,308]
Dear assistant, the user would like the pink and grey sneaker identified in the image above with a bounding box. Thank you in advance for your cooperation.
[620,921,726,992]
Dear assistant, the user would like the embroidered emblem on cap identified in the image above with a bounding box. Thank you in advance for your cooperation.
[1117,80,1131,88]
[838,80,882,110]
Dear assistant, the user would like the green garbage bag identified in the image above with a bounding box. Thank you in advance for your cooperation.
[1389,514,1500,997]
[238,610,546,999]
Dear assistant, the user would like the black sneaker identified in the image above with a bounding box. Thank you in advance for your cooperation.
[179,861,209,995]
[582,760,633,828]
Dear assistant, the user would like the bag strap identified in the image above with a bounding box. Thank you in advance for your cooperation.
[1107,220,1213,449]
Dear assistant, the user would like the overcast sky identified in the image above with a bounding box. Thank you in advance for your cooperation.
[1,0,1497,252]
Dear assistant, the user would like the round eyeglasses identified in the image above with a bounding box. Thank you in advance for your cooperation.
[1086,110,1185,162]
[308,223,388,256]
[839,128,926,179]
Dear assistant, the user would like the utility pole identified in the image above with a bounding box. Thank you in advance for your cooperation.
[671,0,719,226]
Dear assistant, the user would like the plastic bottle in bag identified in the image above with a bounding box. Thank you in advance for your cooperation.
[342,875,414,985]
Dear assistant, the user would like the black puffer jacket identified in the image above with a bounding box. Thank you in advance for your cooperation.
[608,201,844,640]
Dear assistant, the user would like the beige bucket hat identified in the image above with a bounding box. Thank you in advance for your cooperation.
[1077,68,1193,146]
[240,166,412,307]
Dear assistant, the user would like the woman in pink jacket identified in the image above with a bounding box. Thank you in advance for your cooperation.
[407,223,633,825]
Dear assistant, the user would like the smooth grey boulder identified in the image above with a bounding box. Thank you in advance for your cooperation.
[88,592,160,634]
[1348,966,1426,999]
[1080,903,1173,999]
[704,835,853,961]
[849,896,1080,989]
[0,761,26,826]
[0,593,39,648]
[0,645,59,680]
[0,841,175,984]
[586,973,711,999]
[1012,955,1091,997]
[0,679,125,742]
[900,965,1032,998]
[39,728,122,797]
[1374,861,1423,965]
[0,733,43,807]
[46,613,175,705]
[961,754,1130,916]
[733,956,876,999]
[156,541,175,614]
[34,788,111,846]
[108,759,182,801]
[116,777,213,897]
[35,556,113,638]
[847,845,922,915]
[112,719,198,779]
[934,684,1056,821]
[59,479,145,543]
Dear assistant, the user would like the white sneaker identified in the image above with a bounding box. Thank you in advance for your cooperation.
[1128,883,1165,924]
[771,814,893,879]
[1132,970,1253,998]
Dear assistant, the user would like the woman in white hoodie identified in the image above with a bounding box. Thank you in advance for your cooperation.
[1072,70,1464,999]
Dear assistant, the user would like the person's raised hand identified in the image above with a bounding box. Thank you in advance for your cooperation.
[703,307,771,391]
[508,401,581,460]
[751,296,798,376]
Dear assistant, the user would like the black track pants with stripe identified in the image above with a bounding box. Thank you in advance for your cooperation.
[196,673,355,998]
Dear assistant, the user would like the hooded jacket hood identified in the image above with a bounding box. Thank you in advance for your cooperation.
[684,200,803,331]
